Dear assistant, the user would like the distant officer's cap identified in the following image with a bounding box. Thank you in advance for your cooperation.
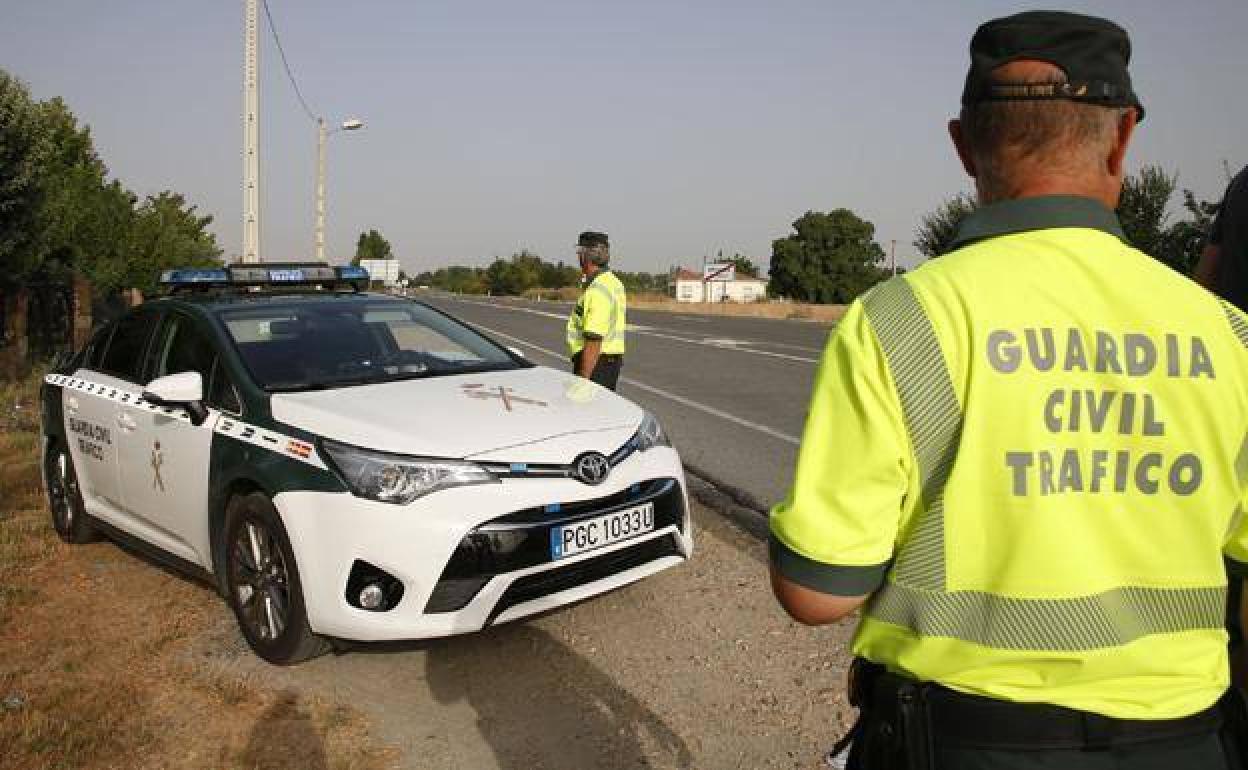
[962,10,1144,120]
[578,231,609,248]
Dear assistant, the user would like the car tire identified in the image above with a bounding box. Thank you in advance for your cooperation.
[223,491,328,665]
[45,442,97,544]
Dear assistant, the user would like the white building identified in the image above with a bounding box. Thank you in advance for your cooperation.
[669,268,768,303]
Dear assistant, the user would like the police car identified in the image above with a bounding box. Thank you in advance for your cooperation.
[39,263,692,664]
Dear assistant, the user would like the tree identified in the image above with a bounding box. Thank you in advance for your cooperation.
[352,229,393,264]
[1116,166,1175,262]
[1115,165,1219,275]
[768,209,889,303]
[914,193,977,259]
[116,192,222,294]
[727,253,760,278]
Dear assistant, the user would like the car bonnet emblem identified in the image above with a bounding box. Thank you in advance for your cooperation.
[572,452,610,485]
[460,383,548,412]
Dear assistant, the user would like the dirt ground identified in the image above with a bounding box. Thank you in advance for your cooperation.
[1,371,859,769]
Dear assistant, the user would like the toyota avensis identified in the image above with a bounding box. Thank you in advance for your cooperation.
[40,263,692,663]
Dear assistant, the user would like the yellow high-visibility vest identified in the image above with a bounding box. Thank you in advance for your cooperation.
[567,269,627,357]
[771,195,1248,720]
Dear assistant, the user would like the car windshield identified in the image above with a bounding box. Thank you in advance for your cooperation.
[218,300,524,391]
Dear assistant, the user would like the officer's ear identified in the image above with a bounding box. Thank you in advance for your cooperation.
[949,118,977,179]
[1106,107,1138,180]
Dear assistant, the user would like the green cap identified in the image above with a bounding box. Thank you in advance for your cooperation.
[962,10,1144,121]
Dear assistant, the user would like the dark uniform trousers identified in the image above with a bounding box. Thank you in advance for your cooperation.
[570,352,622,391]
[841,661,1246,770]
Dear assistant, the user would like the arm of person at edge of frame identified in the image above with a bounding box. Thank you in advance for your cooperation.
[771,568,871,625]
[577,337,603,379]
[1236,579,1248,691]
[1194,244,1220,289]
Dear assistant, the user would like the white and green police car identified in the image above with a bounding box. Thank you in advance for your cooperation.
[40,264,691,664]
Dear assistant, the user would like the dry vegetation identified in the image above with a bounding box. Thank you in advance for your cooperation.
[521,288,845,322]
[0,371,398,770]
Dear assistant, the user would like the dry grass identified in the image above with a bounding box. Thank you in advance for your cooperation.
[0,371,399,770]
[520,287,845,322]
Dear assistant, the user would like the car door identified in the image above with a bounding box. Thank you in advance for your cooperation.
[116,311,229,568]
[66,310,159,519]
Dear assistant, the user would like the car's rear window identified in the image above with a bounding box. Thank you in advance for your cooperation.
[218,300,522,391]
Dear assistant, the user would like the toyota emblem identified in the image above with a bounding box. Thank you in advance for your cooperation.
[572,452,610,485]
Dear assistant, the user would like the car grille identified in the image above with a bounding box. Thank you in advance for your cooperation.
[423,477,685,613]
[486,534,682,625]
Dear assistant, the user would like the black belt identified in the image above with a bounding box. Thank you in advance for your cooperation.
[574,352,623,362]
[856,661,1224,751]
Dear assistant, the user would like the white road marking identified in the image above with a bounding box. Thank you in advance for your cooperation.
[445,296,820,364]
[469,323,802,447]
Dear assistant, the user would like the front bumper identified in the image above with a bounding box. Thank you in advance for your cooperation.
[273,446,691,641]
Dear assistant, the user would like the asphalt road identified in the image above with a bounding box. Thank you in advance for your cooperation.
[421,293,836,512]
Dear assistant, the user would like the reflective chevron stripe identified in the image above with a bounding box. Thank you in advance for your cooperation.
[863,279,961,592]
[44,373,325,469]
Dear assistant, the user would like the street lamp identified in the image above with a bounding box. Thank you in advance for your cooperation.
[315,116,364,262]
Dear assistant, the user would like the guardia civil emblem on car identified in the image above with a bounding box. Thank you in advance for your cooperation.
[38,264,692,664]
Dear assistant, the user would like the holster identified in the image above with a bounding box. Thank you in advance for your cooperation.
[840,659,934,770]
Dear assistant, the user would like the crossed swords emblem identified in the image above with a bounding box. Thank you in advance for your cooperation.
[460,383,548,412]
[150,441,165,492]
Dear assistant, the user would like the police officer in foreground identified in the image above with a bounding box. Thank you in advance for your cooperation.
[566,231,627,390]
[770,11,1248,769]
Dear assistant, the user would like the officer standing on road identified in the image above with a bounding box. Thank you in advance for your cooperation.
[770,11,1248,769]
[1196,164,1248,693]
[567,231,627,391]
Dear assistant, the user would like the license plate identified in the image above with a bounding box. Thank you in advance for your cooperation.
[550,503,655,560]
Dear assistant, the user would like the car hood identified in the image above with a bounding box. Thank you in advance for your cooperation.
[269,366,643,459]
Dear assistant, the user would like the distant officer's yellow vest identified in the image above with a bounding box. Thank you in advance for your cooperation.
[771,196,1248,720]
[567,270,627,357]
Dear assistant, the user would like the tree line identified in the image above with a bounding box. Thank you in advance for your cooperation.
[0,70,221,296]
[410,250,670,296]
[913,165,1221,272]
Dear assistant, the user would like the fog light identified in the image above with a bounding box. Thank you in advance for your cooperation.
[359,583,385,610]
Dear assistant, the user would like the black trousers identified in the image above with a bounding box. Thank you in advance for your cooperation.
[930,732,1231,769]
[570,352,622,391]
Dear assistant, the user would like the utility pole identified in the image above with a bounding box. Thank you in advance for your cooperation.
[315,118,326,262]
[890,239,897,276]
[242,0,261,263]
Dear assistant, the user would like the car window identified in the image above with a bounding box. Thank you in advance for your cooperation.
[83,324,114,370]
[151,314,217,386]
[208,358,242,414]
[98,311,158,382]
[219,300,522,391]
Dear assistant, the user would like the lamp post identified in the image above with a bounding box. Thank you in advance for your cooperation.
[315,117,363,262]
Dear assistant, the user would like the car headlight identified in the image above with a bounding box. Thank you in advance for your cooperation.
[321,439,497,504]
[633,411,671,451]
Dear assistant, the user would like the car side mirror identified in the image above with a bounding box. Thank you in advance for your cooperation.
[143,371,209,426]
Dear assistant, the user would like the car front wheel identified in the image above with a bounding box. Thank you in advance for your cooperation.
[223,491,327,664]
[46,443,96,544]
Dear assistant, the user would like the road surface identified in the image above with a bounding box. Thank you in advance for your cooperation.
[422,293,836,512]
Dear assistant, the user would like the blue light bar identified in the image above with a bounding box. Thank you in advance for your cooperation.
[160,262,366,292]
[160,268,230,285]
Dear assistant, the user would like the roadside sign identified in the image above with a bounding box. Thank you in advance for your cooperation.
[703,263,735,282]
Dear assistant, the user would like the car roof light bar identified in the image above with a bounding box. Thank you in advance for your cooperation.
[159,262,369,293]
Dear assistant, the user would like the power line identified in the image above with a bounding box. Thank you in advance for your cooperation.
[261,0,317,122]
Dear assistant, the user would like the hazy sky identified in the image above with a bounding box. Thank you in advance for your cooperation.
[4,1,1244,274]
